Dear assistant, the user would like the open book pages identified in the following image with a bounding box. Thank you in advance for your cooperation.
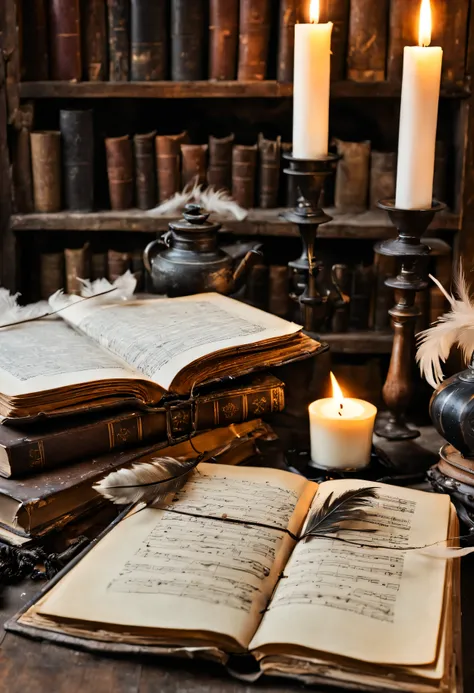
[14,465,459,692]
[0,293,321,419]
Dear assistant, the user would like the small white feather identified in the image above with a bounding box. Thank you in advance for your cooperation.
[418,544,474,559]
[0,289,50,327]
[147,182,248,221]
[147,188,195,217]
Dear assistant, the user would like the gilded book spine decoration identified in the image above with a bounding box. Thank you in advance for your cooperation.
[107,0,130,81]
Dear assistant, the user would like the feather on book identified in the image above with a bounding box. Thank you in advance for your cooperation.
[9,465,460,693]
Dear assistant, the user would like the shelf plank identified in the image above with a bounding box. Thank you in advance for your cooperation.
[323,330,393,355]
[19,80,471,100]
[10,207,460,238]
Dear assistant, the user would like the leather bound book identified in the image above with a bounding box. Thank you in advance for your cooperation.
[49,0,82,81]
[91,252,108,280]
[155,131,188,202]
[268,265,290,318]
[30,131,62,213]
[181,144,208,188]
[65,244,90,295]
[320,0,350,81]
[208,134,234,191]
[134,131,157,210]
[12,105,34,214]
[334,139,371,212]
[21,0,49,80]
[277,0,299,83]
[40,252,64,300]
[108,249,133,282]
[0,375,284,478]
[60,109,94,212]
[348,0,388,82]
[132,249,144,292]
[258,134,281,209]
[107,0,130,81]
[171,0,205,81]
[232,144,257,209]
[238,0,271,81]
[105,135,134,210]
[83,0,108,81]
[131,0,168,81]
[209,0,239,80]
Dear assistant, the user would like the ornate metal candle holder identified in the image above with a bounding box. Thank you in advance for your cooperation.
[283,153,340,333]
[374,199,446,441]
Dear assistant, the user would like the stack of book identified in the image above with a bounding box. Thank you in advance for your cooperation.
[0,291,323,546]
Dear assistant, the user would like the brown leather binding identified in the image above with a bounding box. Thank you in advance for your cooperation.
[49,0,82,81]
[181,144,208,188]
[134,131,157,210]
[155,131,188,202]
[107,249,132,282]
[21,0,49,80]
[238,0,271,81]
[171,0,205,80]
[320,0,350,81]
[105,135,134,210]
[107,0,130,81]
[334,139,371,212]
[232,144,257,209]
[12,105,34,213]
[40,252,64,300]
[277,0,298,83]
[65,244,90,295]
[60,109,94,212]
[83,0,108,81]
[208,134,234,191]
[348,0,388,82]
[131,0,168,81]
[268,266,290,318]
[30,131,62,213]
[91,252,108,280]
[258,134,281,209]
[209,0,239,80]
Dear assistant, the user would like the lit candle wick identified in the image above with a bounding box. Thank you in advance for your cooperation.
[338,403,344,418]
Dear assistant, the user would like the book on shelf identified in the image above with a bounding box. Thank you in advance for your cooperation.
[0,373,284,479]
[232,144,257,209]
[277,0,299,83]
[258,134,281,210]
[105,135,134,210]
[64,244,90,296]
[238,0,271,81]
[334,139,371,212]
[40,252,64,301]
[208,134,234,192]
[321,0,350,81]
[12,104,34,214]
[107,249,132,282]
[20,0,49,81]
[0,293,322,421]
[60,109,94,212]
[82,0,108,81]
[155,131,188,202]
[130,0,168,81]
[9,465,460,693]
[181,144,208,188]
[133,131,157,210]
[49,0,82,81]
[347,0,388,82]
[268,265,290,318]
[171,0,205,81]
[30,131,62,213]
[107,0,130,81]
[0,422,268,545]
[369,151,396,209]
[91,251,108,280]
[209,0,239,81]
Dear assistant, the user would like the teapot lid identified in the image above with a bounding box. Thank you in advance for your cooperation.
[169,204,222,233]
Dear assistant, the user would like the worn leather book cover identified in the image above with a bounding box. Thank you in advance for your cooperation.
[155,131,188,202]
[130,0,168,81]
[134,131,157,210]
[60,109,94,211]
[268,265,290,318]
[209,0,239,80]
[245,263,268,311]
[232,144,257,208]
[258,134,281,209]
[91,251,108,280]
[83,0,108,81]
[49,0,82,81]
[238,0,271,81]
[0,375,284,478]
[277,0,299,83]
[334,139,371,212]
[40,252,64,301]
[107,249,132,281]
[11,105,34,214]
[107,0,130,81]
[348,0,388,82]
[30,131,62,213]
[21,0,49,80]
[208,134,234,191]
[65,244,90,295]
[105,135,134,210]
[320,0,349,81]
[171,0,205,81]
[181,144,208,188]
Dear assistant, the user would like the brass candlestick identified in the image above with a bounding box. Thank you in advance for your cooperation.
[374,199,446,440]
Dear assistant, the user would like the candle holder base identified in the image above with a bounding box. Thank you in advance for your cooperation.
[374,415,421,441]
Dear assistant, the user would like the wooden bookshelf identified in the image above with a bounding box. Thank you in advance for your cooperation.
[323,331,393,355]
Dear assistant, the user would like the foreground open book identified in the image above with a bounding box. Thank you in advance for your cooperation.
[8,464,460,692]
[0,293,321,420]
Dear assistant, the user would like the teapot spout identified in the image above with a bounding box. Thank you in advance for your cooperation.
[233,246,263,292]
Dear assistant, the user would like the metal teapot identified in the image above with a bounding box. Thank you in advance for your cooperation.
[430,358,474,457]
[143,204,262,297]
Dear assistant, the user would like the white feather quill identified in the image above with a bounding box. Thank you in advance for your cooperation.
[416,265,474,388]
[0,289,50,327]
[93,456,199,506]
[147,182,248,220]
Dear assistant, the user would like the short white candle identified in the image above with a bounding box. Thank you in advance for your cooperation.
[293,0,333,159]
[309,373,377,470]
[395,0,443,210]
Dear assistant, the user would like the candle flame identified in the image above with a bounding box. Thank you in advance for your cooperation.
[310,0,319,24]
[330,372,344,407]
[419,0,432,47]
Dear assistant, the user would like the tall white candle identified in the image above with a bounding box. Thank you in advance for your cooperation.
[293,0,332,159]
[395,0,443,209]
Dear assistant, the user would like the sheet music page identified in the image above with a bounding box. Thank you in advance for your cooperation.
[0,321,139,395]
[38,464,317,649]
[59,293,301,390]
[250,479,451,667]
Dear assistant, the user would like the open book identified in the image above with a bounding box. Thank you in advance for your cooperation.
[9,464,460,692]
[0,293,322,420]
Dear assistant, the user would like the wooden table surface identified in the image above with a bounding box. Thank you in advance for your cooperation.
[0,428,473,693]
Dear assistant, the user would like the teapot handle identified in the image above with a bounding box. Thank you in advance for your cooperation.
[143,232,172,274]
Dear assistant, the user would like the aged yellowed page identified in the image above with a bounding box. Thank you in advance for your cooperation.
[250,479,451,667]
[38,464,317,649]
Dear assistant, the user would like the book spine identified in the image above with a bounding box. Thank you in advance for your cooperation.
[208,134,234,191]
[20,0,49,80]
[155,131,188,202]
[258,134,281,209]
[388,0,422,83]
[107,0,130,81]
[83,0,108,81]
[171,0,205,81]
[134,131,158,210]
[277,0,298,83]
[181,144,208,188]
[130,0,168,81]
[369,151,396,209]
[12,104,34,213]
[30,131,62,213]
[209,0,239,80]
[348,0,388,82]
[322,0,349,81]
[60,109,94,212]
[268,265,290,318]
[232,144,257,209]
[441,1,469,84]
[105,135,134,210]
[49,0,82,81]
[107,249,132,281]
[40,252,64,300]
[334,138,371,212]
[65,244,90,295]
[245,262,268,311]
[238,0,271,81]
[91,252,108,279]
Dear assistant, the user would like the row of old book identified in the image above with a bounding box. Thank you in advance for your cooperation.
[21,0,468,84]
